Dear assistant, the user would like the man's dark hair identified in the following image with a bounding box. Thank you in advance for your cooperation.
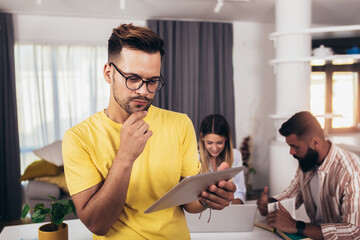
[108,23,164,62]
[279,111,325,140]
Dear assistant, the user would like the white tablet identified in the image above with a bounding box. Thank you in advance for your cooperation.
[144,166,244,213]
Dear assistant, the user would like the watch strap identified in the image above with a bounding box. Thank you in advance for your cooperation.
[296,220,306,236]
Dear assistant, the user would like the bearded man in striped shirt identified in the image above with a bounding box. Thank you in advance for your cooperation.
[257,111,360,240]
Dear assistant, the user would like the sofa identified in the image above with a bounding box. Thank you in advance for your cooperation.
[20,140,77,220]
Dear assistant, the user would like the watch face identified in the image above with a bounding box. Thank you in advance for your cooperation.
[296,221,305,229]
[296,221,306,235]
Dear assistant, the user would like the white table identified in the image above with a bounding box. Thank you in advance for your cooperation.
[0,219,91,240]
[191,227,281,239]
[0,218,281,240]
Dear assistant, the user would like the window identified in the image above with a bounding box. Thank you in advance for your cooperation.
[311,62,360,134]
[15,43,109,173]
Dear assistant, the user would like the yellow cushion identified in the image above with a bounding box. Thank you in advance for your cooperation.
[34,172,69,194]
[20,160,62,181]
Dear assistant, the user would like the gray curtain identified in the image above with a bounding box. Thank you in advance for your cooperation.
[147,20,236,144]
[0,12,22,221]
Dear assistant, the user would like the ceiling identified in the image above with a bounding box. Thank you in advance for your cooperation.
[0,0,360,26]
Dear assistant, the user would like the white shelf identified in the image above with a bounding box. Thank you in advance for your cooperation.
[269,114,291,120]
[269,24,360,65]
[269,54,360,65]
[269,24,360,40]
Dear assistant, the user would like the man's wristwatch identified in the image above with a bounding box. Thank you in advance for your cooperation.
[296,220,306,236]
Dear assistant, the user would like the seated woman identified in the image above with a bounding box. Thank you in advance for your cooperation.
[198,114,246,204]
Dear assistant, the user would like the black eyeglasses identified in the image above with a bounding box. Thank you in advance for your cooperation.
[109,62,165,93]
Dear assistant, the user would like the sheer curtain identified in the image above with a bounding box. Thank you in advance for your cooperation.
[15,44,109,172]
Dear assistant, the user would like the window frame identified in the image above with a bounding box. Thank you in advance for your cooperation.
[312,62,360,134]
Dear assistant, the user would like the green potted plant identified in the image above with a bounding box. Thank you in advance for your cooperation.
[21,195,76,240]
[240,135,256,193]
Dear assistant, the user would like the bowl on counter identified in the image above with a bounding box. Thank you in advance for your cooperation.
[346,46,360,54]
[312,45,333,57]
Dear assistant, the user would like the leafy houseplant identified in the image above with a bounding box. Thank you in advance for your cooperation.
[21,195,76,231]
[240,135,256,192]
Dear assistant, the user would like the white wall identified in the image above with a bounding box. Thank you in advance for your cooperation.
[13,14,146,44]
[233,21,276,189]
[13,14,277,190]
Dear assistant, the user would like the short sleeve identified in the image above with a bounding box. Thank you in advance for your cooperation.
[180,115,201,177]
[62,130,102,195]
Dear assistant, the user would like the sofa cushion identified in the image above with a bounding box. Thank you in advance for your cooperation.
[33,140,63,167]
[20,160,62,181]
[26,180,61,200]
[34,172,69,194]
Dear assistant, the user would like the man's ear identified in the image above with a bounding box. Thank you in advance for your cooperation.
[103,63,112,84]
[310,136,320,150]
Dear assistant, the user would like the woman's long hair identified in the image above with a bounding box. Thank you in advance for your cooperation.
[198,114,234,173]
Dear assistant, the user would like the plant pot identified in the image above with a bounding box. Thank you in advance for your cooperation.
[38,223,68,240]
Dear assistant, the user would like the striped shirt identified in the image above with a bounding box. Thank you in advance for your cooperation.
[274,142,360,240]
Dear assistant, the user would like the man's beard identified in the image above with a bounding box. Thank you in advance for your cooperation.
[115,95,153,115]
[112,75,154,115]
[293,148,319,172]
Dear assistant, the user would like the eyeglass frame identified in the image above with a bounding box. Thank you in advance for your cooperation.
[109,62,165,93]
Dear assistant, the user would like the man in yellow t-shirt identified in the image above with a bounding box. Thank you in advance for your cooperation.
[62,23,236,239]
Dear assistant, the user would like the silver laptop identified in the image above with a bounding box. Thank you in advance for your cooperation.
[185,204,257,232]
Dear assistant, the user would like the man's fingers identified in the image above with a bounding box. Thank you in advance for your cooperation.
[199,192,231,210]
[199,197,229,210]
[207,183,235,197]
[257,186,270,216]
[277,202,290,215]
[262,186,269,196]
[137,120,150,134]
[143,129,153,140]
[258,186,269,202]
[278,201,285,210]
[123,111,148,126]
[267,215,276,227]
[123,111,151,137]
[216,180,236,192]
[199,180,235,210]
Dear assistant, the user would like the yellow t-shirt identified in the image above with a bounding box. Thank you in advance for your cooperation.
[62,105,200,240]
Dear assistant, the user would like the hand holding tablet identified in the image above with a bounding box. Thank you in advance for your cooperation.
[144,166,244,213]
[198,162,239,210]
